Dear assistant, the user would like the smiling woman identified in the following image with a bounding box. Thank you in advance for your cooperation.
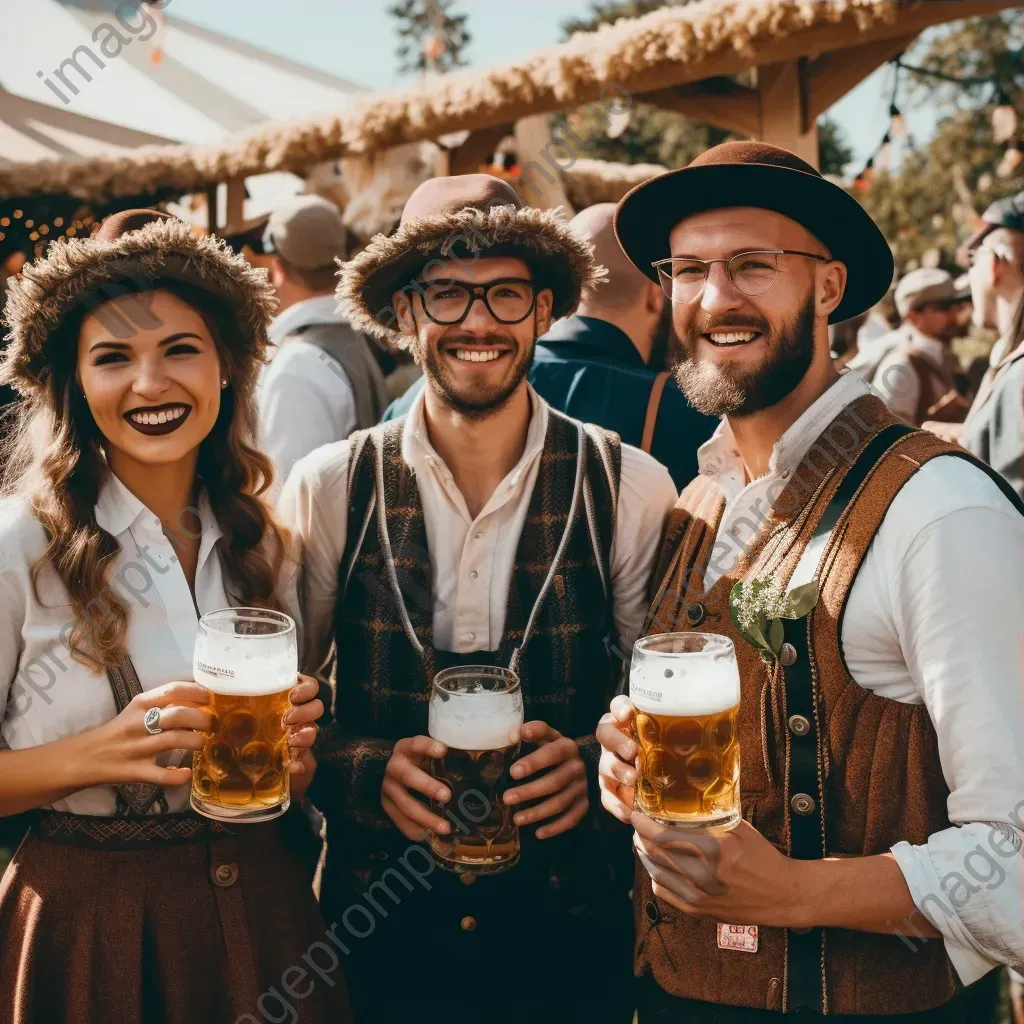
[0,211,353,1024]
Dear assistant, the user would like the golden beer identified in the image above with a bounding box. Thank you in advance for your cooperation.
[429,741,520,872]
[630,633,742,832]
[192,686,292,819]
[428,666,523,875]
[191,608,297,823]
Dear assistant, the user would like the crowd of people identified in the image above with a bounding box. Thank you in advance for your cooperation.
[0,139,1021,1024]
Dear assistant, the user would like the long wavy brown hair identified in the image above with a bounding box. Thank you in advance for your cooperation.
[0,277,289,671]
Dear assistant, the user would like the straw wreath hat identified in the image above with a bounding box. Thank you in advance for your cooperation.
[1,209,276,397]
[338,173,602,344]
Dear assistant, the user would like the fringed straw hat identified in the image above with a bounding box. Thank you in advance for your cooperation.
[338,174,602,345]
[1,209,276,397]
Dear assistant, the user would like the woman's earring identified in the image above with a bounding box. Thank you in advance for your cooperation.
[220,379,228,389]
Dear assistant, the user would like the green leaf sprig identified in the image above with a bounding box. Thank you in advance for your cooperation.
[728,577,820,662]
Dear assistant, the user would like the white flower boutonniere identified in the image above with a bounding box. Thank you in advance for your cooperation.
[728,577,820,663]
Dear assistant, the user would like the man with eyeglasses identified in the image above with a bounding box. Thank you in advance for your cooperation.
[278,174,676,1023]
[956,190,1024,500]
[597,142,1024,1022]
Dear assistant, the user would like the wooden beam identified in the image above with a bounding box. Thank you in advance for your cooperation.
[639,78,761,137]
[447,123,514,176]
[758,59,818,167]
[513,115,575,213]
[224,176,245,234]
[405,0,1011,147]
[805,32,918,121]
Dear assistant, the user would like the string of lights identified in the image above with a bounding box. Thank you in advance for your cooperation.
[853,54,1021,191]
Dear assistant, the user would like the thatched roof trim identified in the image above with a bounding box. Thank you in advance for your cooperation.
[0,0,1004,203]
[563,158,669,207]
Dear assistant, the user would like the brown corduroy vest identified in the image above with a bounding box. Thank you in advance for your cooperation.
[636,394,976,1016]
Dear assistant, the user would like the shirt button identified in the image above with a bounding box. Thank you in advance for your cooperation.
[460,915,477,932]
[474,531,482,540]
[470,570,479,581]
[467,632,476,641]
[730,526,740,537]
[781,470,791,480]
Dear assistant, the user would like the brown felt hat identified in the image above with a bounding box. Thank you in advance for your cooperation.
[1,209,276,397]
[338,174,602,345]
[614,141,894,325]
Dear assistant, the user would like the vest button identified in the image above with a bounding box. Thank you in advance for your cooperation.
[791,793,816,816]
[644,900,660,924]
[788,714,811,737]
[459,872,476,886]
[779,642,798,666]
[460,915,477,932]
[685,603,706,626]
[212,863,238,887]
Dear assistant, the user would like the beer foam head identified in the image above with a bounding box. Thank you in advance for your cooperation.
[429,689,523,750]
[193,641,297,696]
[630,654,740,717]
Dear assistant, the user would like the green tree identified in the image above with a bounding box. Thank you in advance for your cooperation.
[556,0,853,174]
[857,10,1024,273]
[390,0,470,77]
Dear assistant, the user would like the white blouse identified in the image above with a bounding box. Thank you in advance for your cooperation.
[0,474,255,816]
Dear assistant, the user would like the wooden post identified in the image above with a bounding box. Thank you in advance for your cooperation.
[758,58,818,168]
[513,114,574,214]
[224,177,245,234]
[205,184,219,233]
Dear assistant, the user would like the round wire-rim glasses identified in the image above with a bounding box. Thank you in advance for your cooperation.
[651,249,831,304]
[414,278,539,325]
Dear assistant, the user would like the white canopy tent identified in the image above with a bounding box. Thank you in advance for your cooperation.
[0,0,368,227]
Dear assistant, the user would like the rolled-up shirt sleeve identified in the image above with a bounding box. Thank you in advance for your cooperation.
[888,501,1024,980]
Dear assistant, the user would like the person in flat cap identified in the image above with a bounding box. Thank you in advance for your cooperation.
[256,194,390,487]
[278,173,676,1024]
[847,267,971,425]
[0,210,352,1023]
[956,189,1024,500]
[597,141,1024,1022]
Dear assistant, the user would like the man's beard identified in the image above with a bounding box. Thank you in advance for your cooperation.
[419,325,535,420]
[673,293,817,417]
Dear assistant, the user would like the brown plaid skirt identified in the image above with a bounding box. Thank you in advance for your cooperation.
[0,810,352,1024]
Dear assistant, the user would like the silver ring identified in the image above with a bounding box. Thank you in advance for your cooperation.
[143,707,163,735]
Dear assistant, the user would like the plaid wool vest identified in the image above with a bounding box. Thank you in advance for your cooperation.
[328,407,622,835]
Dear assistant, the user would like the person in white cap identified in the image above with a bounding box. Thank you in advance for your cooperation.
[849,267,971,425]
[257,194,390,487]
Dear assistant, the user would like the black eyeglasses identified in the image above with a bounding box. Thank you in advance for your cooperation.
[652,249,831,304]
[413,278,538,325]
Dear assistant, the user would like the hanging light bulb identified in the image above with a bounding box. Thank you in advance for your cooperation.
[991,88,1018,144]
[875,133,893,172]
[854,156,875,193]
[997,141,1023,178]
[422,31,446,62]
[889,103,907,139]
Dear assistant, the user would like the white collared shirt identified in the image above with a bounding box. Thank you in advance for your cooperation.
[699,371,1024,982]
[259,294,358,489]
[279,385,677,676]
[0,475,233,815]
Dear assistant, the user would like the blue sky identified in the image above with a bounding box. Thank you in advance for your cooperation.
[165,0,938,174]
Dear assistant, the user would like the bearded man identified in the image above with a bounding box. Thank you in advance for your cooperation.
[279,174,676,1023]
[597,142,1024,1022]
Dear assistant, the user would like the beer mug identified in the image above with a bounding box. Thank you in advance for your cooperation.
[630,632,741,832]
[428,665,524,875]
[191,608,297,823]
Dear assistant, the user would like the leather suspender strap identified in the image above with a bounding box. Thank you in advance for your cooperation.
[106,655,170,816]
[641,372,670,454]
[783,422,914,1013]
